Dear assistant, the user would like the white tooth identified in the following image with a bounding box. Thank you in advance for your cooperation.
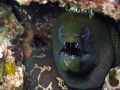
[64,45,66,49]
[72,55,76,57]
[75,44,78,48]
[78,46,80,49]
[76,46,77,48]
[65,54,68,56]
[77,43,79,46]
[63,42,66,49]
[63,42,65,45]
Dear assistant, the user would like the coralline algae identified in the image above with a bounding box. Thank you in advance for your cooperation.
[0,3,24,90]
[15,0,120,20]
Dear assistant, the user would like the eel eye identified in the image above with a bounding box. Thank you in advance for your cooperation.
[84,27,90,41]
[59,25,64,38]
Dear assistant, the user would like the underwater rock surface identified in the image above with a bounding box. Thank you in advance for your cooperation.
[0,3,24,90]
[1,0,120,90]
[15,0,120,20]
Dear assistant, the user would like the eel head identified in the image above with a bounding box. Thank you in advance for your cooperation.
[52,12,114,89]
[58,23,94,73]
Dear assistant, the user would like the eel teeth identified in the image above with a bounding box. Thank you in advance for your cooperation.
[63,42,66,49]
[63,42,65,45]
[78,46,81,49]
[72,55,76,57]
[75,43,79,48]
[60,42,81,57]
[65,54,69,56]
[62,42,81,50]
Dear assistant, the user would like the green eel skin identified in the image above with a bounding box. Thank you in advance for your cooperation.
[25,12,120,90]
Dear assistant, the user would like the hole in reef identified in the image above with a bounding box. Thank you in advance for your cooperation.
[32,35,47,48]
[0,82,3,85]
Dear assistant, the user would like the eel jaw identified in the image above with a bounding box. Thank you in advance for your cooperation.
[59,42,92,73]
[59,42,81,58]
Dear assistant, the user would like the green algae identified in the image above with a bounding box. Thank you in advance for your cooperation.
[4,62,15,76]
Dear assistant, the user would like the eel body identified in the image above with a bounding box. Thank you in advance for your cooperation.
[25,12,118,90]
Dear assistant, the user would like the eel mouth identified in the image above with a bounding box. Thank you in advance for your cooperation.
[58,42,94,73]
[59,42,87,58]
[59,42,82,72]
[59,42,80,57]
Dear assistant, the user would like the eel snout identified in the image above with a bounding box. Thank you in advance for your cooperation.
[59,42,81,72]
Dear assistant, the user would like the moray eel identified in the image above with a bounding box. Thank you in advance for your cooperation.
[52,12,114,89]
[25,12,117,90]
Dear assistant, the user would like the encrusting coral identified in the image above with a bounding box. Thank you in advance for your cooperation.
[14,4,59,59]
[1,0,120,89]
[15,0,120,21]
[0,3,24,90]
[11,1,120,89]
[103,66,120,90]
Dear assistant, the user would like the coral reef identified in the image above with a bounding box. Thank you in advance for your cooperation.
[22,30,34,60]
[15,0,120,20]
[14,5,57,44]
[13,3,62,59]
[0,3,24,90]
[0,0,120,89]
[103,66,120,90]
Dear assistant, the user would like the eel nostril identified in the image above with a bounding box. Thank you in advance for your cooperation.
[61,35,65,37]
[76,35,79,38]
